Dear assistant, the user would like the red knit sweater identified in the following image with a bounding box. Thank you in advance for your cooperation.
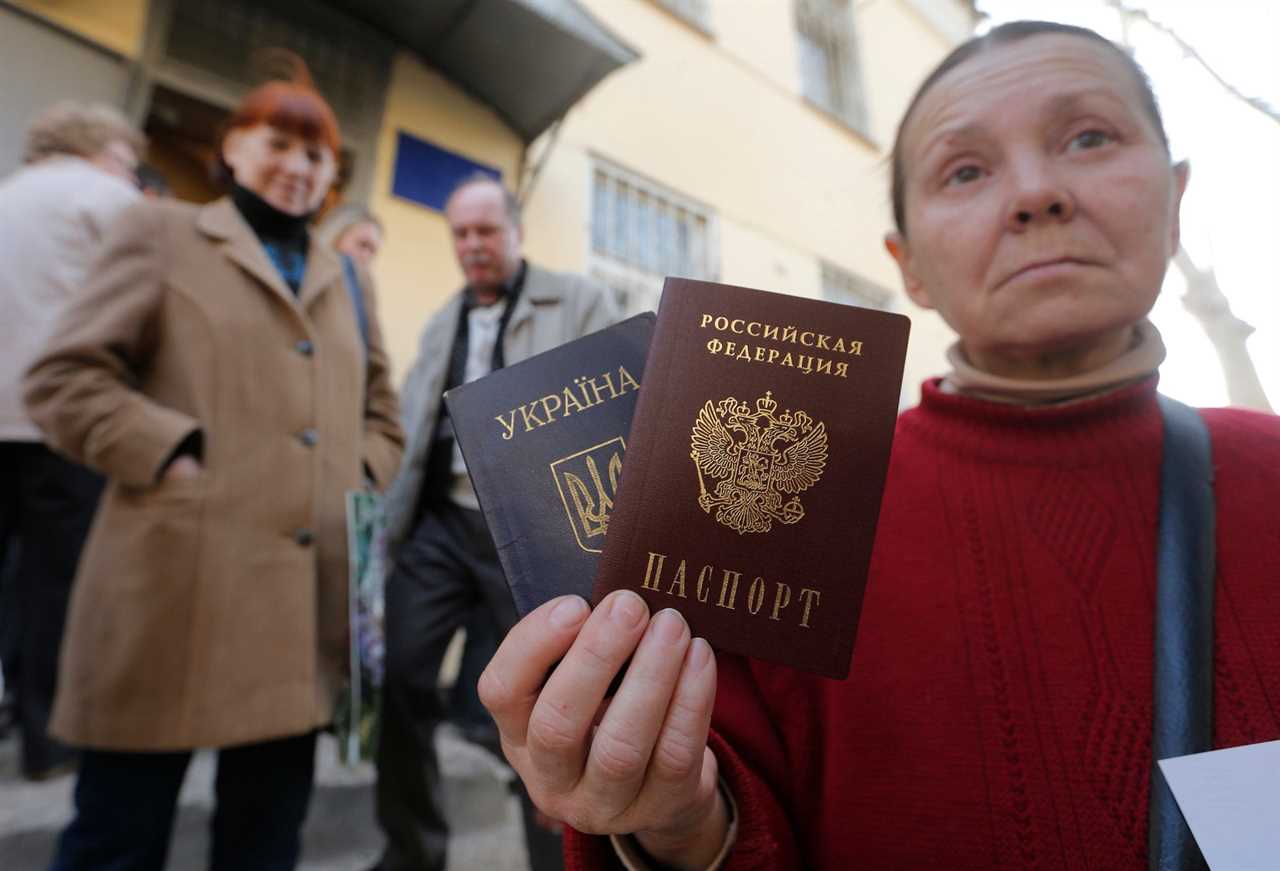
[566,376,1280,870]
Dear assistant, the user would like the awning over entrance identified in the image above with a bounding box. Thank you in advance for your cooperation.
[326,0,639,142]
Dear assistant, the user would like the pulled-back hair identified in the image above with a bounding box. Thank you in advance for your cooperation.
[23,101,145,165]
[315,202,382,249]
[890,20,1169,235]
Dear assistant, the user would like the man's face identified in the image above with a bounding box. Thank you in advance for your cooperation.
[445,181,522,294]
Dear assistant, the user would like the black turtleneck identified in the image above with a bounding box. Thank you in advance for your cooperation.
[230,183,311,294]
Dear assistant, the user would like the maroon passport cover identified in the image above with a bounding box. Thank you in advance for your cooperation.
[591,278,909,678]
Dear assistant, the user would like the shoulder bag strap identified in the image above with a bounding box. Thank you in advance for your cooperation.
[1149,394,1214,871]
[341,254,370,356]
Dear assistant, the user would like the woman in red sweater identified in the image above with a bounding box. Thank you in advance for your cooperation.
[479,21,1280,870]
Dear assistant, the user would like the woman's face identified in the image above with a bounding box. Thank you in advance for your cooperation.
[222,123,337,216]
[886,35,1188,377]
[336,221,382,267]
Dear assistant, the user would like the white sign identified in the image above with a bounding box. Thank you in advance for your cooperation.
[1159,740,1280,871]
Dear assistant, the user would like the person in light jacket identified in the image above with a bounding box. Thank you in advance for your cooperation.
[0,100,143,781]
[24,66,403,870]
[374,174,620,871]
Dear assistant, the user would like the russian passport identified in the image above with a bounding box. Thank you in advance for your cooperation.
[444,313,654,616]
[592,279,909,678]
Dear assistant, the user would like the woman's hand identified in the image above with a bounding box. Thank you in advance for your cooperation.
[479,590,729,871]
[162,454,203,483]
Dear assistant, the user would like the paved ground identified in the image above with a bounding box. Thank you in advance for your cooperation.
[0,726,531,871]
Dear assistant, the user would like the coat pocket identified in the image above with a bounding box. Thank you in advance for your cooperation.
[89,480,207,592]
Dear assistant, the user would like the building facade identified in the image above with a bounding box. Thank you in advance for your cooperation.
[1,0,974,399]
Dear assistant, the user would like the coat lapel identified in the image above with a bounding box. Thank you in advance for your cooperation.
[298,242,342,312]
[504,263,563,338]
[196,199,295,305]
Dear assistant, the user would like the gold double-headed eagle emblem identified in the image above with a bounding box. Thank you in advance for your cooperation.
[689,391,828,535]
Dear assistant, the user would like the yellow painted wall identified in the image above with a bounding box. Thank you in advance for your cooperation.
[519,140,594,273]
[858,0,954,153]
[366,52,524,382]
[521,0,972,402]
[9,0,145,58]
[855,0,968,393]
[705,0,801,96]
[718,219,822,300]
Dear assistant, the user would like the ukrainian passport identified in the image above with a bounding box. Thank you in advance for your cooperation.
[444,313,654,616]
[592,279,909,678]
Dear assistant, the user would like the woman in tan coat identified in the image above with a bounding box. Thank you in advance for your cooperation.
[24,72,403,870]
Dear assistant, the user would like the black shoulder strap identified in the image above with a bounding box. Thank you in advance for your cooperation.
[341,254,370,356]
[1149,395,1214,871]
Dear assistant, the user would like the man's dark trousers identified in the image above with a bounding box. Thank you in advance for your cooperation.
[0,441,102,777]
[376,500,562,871]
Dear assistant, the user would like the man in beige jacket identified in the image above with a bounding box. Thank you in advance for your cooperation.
[0,102,142,780]
[374,174,620,871]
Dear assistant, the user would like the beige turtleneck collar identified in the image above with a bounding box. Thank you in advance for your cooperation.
[940,319,1166,406]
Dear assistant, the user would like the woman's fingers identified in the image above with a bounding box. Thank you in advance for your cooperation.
[479,595,590,750]
[526,590,651,797]
[579,608,692,821]
[481,591,720,844]
[163,454,202,482]
[632,638,719,829]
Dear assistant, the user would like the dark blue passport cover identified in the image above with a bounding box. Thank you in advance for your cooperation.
[444,313,655,616]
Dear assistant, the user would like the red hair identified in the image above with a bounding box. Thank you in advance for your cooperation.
[224,80,341,156]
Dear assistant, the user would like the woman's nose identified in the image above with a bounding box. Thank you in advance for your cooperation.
[280,147,311,176]
[1005,161,1075,231]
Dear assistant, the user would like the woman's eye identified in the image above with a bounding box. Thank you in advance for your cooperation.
[307,149,321,163]
[1069,129,1112,150]
[945,164,983,186]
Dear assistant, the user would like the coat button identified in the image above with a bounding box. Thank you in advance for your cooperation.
[298,428,318,447]
[294,528,315,547]
[295,339,314,357]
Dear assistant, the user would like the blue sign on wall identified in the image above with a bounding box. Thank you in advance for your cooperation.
[390,131,503,212]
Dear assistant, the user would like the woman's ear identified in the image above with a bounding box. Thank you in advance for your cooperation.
[220,129,245,179]
[884,232,934,310]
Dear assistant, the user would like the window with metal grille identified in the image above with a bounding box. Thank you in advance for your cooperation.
[821,261,894,311]
[654,0,712,33]
[794,0,869,135]
[590,161,718,315]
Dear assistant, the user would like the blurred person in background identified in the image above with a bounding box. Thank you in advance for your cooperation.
[135,163,172,199]
[373,173,619,871]
[0,100,143,782]
[316,202,383,268]
[316,198,503,771]
[24,63,403,870]
[479,21,1280,871]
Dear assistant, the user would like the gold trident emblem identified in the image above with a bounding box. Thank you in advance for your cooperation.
[551,437,625,553]
[689,391,828,535]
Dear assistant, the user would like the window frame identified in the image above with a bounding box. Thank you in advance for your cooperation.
[820,260,896,312]
[793,0,870,136]
[589,158,720,316]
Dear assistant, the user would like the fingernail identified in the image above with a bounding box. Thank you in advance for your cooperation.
[549,596,588,628]
[609,590,647,628]
[689,638,712,671]
[650,608,687,643]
